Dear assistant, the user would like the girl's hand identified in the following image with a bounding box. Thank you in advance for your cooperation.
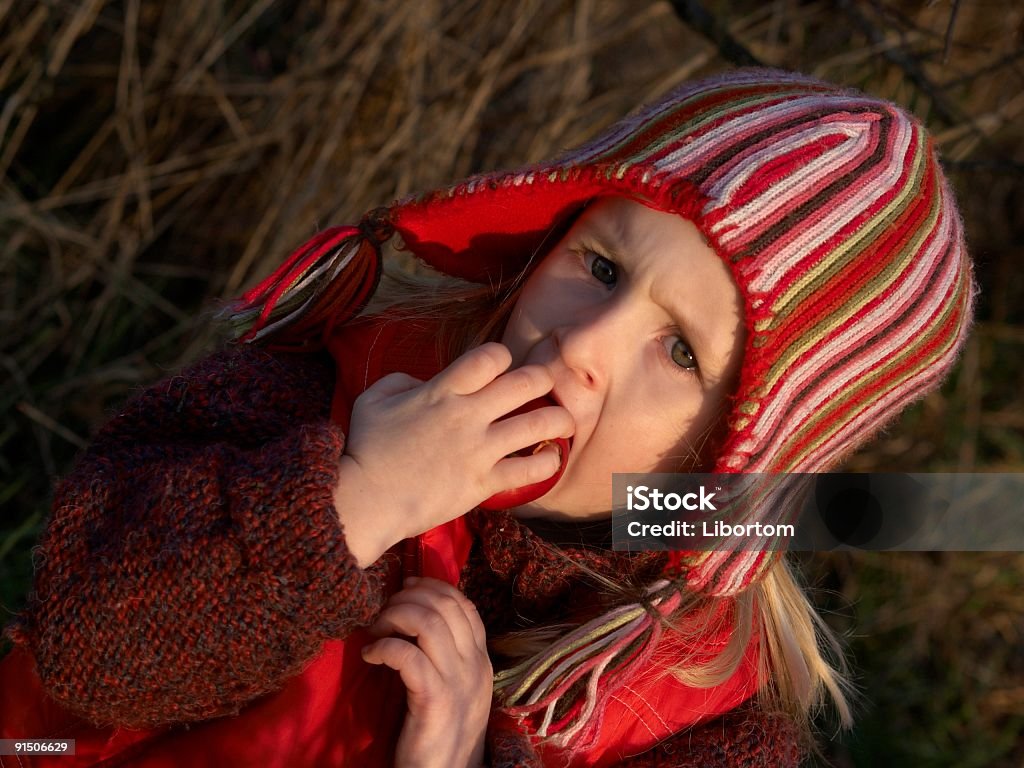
[335,342,574,564]
[361,577,493,768]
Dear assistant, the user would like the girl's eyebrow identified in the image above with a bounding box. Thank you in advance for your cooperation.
[584,221,626,264]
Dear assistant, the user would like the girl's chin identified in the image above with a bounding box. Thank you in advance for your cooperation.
[507,501,549,519]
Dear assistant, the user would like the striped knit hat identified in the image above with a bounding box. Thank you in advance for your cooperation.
[228,68,974,584]
[226,67,975,751]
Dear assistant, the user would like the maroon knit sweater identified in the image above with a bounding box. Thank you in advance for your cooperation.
[6,343,804,767]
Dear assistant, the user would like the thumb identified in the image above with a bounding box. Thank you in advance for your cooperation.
[363,371,424,399]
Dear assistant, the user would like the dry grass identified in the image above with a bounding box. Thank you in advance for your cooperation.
[2,1,1022,765]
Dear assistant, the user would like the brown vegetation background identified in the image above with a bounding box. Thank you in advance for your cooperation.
[2,1,1022,765]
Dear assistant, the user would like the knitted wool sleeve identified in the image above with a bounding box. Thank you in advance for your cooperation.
[486,703,804,767]
[4,344,390,730]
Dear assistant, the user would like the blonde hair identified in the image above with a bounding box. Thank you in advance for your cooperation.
[362,252,856,747]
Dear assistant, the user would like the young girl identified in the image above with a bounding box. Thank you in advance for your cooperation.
[1,68,974,767]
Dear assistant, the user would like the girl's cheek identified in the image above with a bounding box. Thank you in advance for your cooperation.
[547,280,595,317]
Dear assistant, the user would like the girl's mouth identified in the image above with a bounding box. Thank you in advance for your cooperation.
[478,395,572,510]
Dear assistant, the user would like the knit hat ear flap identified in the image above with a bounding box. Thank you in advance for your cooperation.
[221,207,393,349]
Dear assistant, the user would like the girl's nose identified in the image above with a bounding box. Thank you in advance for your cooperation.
[553,327,596,389]
[553,303,625,390]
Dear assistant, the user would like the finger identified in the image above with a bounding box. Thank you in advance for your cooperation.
[366,603,463,677]
[477,363,556,419]
[360,638,441,697]
[383,588,479,658]
[490,442,564,494]
[430,343,512,396]
[388,578,487,655]
[488,404,574,459]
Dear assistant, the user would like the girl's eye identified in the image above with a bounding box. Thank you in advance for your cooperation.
[589,253,617,286]
[667,337,697,371]
[578,248,698,376]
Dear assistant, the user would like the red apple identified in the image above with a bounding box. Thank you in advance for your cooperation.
[478,396,571,511]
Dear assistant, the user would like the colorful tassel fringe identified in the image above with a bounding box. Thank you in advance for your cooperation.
[220,224,384,349]
[494,579,683,750]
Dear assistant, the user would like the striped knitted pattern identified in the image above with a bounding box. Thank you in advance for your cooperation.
[396,69,976,596]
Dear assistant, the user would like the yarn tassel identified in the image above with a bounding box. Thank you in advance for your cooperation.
[494,580,683,750]
[220,214,389,349]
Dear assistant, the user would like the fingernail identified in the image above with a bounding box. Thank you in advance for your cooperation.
[404,576,418,586]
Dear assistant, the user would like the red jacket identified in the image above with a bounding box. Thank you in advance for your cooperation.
[0,316,799,767]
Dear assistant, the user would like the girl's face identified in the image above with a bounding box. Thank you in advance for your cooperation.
[500,196,745,521]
